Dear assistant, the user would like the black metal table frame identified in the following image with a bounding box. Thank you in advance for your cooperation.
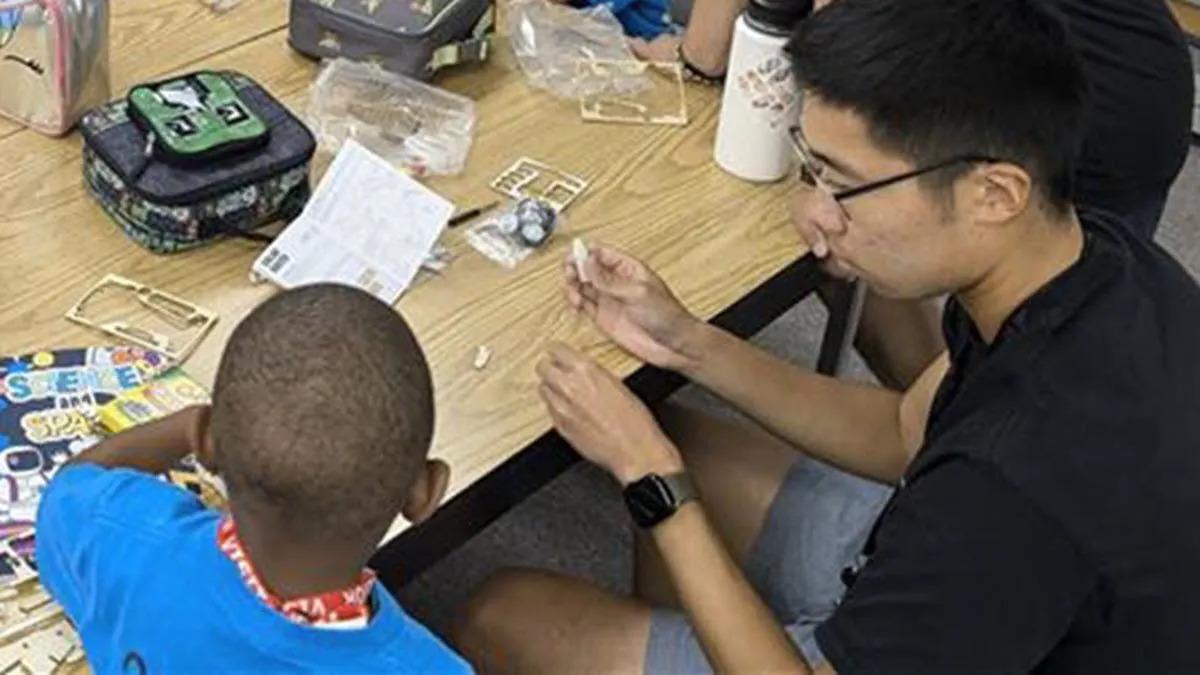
[371,255,857,589]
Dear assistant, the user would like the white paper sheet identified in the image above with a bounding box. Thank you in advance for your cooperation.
[251,139,454,304]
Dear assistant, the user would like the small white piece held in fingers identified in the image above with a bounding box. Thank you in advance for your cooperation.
[473,346,493,370]
[572,238,590,284]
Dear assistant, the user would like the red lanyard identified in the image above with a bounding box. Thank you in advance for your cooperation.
[217,517,375,627]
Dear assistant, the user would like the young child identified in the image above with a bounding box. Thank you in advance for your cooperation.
[36,284,468,673]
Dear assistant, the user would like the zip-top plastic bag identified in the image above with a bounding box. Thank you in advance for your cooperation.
[0,0,109,136]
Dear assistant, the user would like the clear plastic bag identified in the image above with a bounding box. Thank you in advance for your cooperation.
[307,59,476,176]
[508,0,650,99]
[466,199,562,269]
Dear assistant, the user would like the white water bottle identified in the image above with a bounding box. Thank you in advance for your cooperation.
[714,0,813,182]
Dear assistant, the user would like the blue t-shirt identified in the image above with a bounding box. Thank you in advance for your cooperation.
[576,0,679,40]
[36,463,471,674]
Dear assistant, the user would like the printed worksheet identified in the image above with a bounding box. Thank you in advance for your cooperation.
[251,139,453,304]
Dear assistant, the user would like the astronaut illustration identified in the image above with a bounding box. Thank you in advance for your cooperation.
[0,445,50,527]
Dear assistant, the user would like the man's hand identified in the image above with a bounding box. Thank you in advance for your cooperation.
[563,245,706,373]
[630,34,682,63]
[537,344,683,485]
[789,185,857,280]
[631,33,729,76]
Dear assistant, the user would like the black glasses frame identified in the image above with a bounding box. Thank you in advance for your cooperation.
[787,125,1000,203]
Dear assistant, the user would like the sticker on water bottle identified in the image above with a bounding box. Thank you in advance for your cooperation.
[735,54,799,129]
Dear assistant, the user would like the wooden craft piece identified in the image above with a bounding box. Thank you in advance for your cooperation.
[19,621,75,672]
[0,643,22,672]
[65,275,219,363]
[0,546,37,590]
[578,60,688,127]
[490,158,588,213]
[16,590,50,614]
[0,604,63,643]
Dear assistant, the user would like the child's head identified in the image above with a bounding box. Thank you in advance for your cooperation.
[204,284,448,558]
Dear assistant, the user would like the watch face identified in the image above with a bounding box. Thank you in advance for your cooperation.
[624,475,675,529]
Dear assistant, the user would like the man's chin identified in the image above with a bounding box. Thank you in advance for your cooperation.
[819,257,858,282]
[857,276,926,302]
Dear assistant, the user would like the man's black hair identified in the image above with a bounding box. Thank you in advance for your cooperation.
[211,284,434,542]
[787,0,1089,214]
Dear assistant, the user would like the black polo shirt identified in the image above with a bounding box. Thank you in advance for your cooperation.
[1050,0,1194,219]
[816,212,1200,674]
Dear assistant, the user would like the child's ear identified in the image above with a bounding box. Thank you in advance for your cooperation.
[401,459,451,525]
[189,405,220,475]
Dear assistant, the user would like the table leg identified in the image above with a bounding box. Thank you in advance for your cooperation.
[815,278,867,376]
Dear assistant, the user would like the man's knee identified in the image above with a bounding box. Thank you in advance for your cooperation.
[655,401,732,462]
[452,568,541,655]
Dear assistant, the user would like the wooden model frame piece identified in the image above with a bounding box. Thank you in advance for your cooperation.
[577,60,688,127]
[65,275,218,363]
[490,158,589,213]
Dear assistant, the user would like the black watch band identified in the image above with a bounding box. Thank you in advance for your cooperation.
[675,43,726,87]
[623,472,697,529]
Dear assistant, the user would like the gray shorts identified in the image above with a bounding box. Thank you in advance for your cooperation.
[645,455,891,674]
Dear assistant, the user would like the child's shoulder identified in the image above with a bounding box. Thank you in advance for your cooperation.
[366,591,472,673]
[42,463,214,535]
[38,463,220,592]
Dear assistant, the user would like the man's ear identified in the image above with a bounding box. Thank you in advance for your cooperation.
[971,162,1033,225]
[190,405,219,475]
[401,459,451,525]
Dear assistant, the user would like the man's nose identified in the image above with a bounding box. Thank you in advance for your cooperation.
[792,188,847,237]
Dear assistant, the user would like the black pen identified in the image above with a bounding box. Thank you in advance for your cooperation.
[448,201,499,228]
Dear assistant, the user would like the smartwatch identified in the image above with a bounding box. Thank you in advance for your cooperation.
[623,472,697,529]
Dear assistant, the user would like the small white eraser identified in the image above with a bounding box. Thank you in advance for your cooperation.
[572,238,590,284]
[473,346,493,370]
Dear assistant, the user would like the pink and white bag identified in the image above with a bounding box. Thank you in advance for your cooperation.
[0,0,108,136]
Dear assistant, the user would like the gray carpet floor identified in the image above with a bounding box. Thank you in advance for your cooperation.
[397,145,1200,637]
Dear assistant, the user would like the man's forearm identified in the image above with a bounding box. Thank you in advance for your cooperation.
[679,323,909,483]
[681,0,748,73]
[654,502,810,673]
[67,406,207,475]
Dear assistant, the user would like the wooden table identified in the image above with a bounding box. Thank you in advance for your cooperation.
[0,0,835,586]
[1169,0,1200,38]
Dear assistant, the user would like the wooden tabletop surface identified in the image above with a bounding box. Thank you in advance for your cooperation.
[1169,0,1200,37]
[0,0,803,543]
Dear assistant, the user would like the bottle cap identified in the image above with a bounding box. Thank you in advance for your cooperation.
[746,0,813,36]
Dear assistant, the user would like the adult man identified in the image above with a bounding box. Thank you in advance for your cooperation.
[638,0,1195,389]
[453,1,1200,673]
[851,0,1196,389]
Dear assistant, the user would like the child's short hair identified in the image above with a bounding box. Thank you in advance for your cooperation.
[211,284,434,541]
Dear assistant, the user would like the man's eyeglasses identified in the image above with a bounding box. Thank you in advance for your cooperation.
[787,125,999,204]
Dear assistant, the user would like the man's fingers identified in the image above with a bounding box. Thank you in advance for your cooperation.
[579,295,599,320]
[591,245,639,273]
[538,383,573,426]
[588,258,645,301]
[564,282,584,310]
[564,255,581,283]
[579,281,600,305]
[546,342,586,370]
[794,217,830,258]
[535,357,564,383]
[629,37,651,60]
